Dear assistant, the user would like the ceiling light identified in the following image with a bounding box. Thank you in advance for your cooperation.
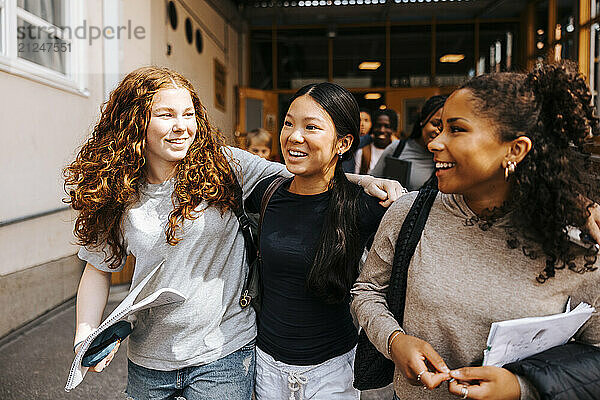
[359,61,381,70]
[537,41,544,49]
[379,104,387,110]
[365,93,382,100]
[537,29,544,35]
[439,54,465,63]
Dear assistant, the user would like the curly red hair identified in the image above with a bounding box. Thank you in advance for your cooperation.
[64,66,237,268]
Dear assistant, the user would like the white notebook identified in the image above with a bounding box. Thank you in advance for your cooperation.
[65,260,186,391]
[482,299,595,367]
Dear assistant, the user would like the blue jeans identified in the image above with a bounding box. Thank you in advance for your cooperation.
[126,341,256,400]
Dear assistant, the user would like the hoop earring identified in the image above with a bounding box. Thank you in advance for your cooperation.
[504,160,517,182]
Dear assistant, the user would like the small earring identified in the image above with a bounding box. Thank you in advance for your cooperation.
[504,160,517,182]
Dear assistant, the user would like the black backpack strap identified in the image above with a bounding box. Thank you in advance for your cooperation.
[231,173,257,261]
[257,177,289,245]
[236,177,287,312]
[391,139,407,158]
[352,186,438,391]
[386,187,438,319]
[422,172,438,190]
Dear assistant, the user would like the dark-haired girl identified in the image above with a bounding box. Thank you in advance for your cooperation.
[246,83,399,399]
[352,63,600,400]
[371,95,447,190]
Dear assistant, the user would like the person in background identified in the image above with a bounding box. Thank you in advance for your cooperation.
[355,109,397,174]
[342,109,375,172]
[370,95,447,191]
[360,108,373,136]
[352,63,600,400]
[247,82,398,400]
[246,128,273,160]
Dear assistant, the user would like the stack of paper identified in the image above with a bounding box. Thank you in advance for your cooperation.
[482,300,595,367]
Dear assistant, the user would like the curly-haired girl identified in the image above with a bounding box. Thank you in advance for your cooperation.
[66,66,400,399]
[352,62,600,400]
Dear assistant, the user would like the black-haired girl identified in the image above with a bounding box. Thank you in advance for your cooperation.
[370,95,447,190]
[246,82,397,399]
[352,63,600,400]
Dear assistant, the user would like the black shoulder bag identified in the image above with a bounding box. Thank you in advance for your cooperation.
[234,175,288,312]
[353,187,438,391]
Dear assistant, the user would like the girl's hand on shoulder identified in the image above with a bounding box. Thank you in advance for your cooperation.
[390,334,450,390]
[448,366,520,400]
[360,175,406,207]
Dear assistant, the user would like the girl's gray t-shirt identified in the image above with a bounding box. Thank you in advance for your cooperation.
[78,146,288,371]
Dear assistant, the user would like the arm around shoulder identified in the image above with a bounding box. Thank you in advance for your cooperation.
[225,146,290,200]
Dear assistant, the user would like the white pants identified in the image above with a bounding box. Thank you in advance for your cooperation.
[255,346,360,400]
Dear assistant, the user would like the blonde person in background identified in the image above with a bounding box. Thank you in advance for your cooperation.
[246,128,272,159]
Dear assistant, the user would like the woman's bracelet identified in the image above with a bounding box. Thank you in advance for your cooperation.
[387,328,406,356]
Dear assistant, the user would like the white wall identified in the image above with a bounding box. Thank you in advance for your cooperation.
[0,1,104,276]
[0,0,245,277]
[122,0,241,139]
[0,61,104,223]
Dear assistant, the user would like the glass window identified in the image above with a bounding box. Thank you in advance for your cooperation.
[591,22,600,115]
[17,0,64,26]
[250,29,273,90]
[0,4,4,55]
[435,23,474,86]
[534,0,549,61]
[277,28,328,89]
[17,17,67,74]
[479,22,520,73]
[16,0,69,74]
[390,24,431,87]
[333,27,385,88]
[555,0,579,62]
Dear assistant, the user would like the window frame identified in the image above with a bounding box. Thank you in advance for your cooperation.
[0,0,88,96]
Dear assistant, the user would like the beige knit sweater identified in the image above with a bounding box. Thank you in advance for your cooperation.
[351,191,600,400]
